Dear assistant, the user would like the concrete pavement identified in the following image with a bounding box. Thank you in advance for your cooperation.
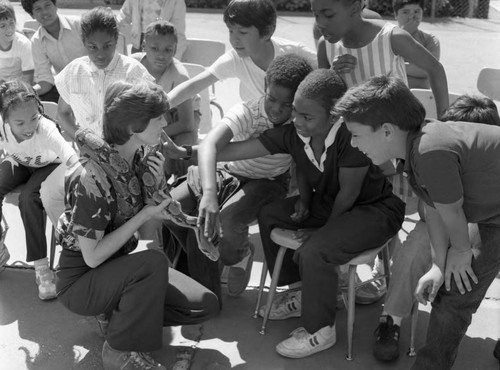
[1,4,500,370]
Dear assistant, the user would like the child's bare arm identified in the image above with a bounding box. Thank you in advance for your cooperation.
[164,99,196,137]
[167,70,219,109]
[391,28,449,117]
[216,139,270,162]
[57,97,78,141]
[317,37,330,69]
[328,166,368,219]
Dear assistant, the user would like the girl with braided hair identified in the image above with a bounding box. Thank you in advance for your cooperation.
[0,79,77,300]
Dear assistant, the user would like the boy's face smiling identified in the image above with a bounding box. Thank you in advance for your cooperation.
[84,31,117,69]
[0,17,16,47]
[143,33,176,75]
[264,82,294,126]
[292,92,332,138]
[345,121,391,165]
[310,0,356,44]
[227,23,268,57]
[395,4,423,34]
[32,0,58,29]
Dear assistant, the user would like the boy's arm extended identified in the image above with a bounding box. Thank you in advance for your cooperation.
[167,70,219,109]
[215,139,270,162]
[327,166,368,220]
[391,28,449,117]
[433,198,478,293]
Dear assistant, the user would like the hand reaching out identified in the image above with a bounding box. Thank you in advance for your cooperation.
[198,192,223,241]
[445,248,478,294]
[415,264,444,305]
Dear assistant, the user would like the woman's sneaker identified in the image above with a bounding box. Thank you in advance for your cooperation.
[0,241,10,273]
[276,325,336,358]
[102,341,166,370]
[373,315,400,361]
[258,290,302,320]
[35,266,57,301]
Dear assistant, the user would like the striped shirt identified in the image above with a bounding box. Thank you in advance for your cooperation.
[223,96,292,179]
[55,52,154,135]
[326,22,407,88]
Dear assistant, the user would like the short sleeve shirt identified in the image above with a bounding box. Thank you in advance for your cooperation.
[258,121,393,206]
[405,120,500,225]
[221,96,292,179]
[0,33,34,82]
[208,37,317,101]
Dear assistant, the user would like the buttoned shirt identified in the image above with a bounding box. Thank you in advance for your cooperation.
[55,52,154,134]
[31,15,87,85]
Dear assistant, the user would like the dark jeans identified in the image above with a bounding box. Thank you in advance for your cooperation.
[165,168,289,301]
[258,193,404,333]
[412,223,500,370]
[57,249,219,352]
[0,161,58,261]
[38,85,60,104]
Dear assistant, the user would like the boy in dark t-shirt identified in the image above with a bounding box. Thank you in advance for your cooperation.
[336,75,500,370]
[209,69,405,358]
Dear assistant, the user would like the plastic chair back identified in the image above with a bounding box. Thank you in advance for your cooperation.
[182,63,213,136]
[410,89,461,119]
[477,68,500,101]
[182,38,226,67]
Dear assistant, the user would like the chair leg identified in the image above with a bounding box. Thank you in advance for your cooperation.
[381,242,391,288]
[407,300,419,357]
[49,225,56,271]
[260,246,287,335]
[253,259,268,318]
[346,264,356,361]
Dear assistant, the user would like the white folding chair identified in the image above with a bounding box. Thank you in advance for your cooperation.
[410,89,461,119]
[182,38,226,68]
[477,68,500,101]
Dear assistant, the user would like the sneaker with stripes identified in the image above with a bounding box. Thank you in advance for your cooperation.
[258,290,302,320]
[276,325,337,358]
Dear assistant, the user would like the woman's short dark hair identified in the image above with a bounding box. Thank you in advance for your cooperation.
[81,6,119,42]
[0,0,16,22]
[21,0,56,16]
[103,81,169,145]
[223,0,276,37]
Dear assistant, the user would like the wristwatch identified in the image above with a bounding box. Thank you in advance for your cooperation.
[181,145,193,160]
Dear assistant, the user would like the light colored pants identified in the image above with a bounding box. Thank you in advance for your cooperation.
[40,163,66,227]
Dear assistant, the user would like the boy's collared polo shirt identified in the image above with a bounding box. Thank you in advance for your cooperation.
[258,121,393,207]
[55,52,154,135]
[208,37,317,101]
[404,119,500,225]
[31,15,87,85]
[222,96,292,180]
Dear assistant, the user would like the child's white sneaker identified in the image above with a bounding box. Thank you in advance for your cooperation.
[35,266,57,301]
[259,290,301,320]
[276,325,336,358]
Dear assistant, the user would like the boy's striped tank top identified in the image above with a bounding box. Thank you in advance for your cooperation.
[326,22,408,88]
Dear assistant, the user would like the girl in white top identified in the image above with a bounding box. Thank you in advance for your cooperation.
[0,80,77,301]
[0,1,34,84]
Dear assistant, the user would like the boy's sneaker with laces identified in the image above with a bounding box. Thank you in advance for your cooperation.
[373,315,400,361]
[258,290,302,320]
[102,341,166,370]
[0,241,10,273]
[276,325,337,358]
[35,266,57,301]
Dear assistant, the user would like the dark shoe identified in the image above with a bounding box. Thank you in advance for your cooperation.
[494,339,500,361]
[102,341,166,370]
[227,243,255,297]
[373,315,400,361]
